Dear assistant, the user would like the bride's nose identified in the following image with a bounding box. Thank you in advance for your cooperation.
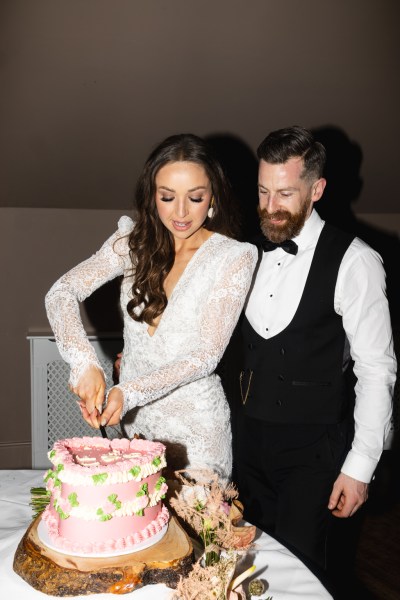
[175,198,189,218]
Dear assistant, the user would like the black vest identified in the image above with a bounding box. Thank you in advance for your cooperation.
[241,223,355,424]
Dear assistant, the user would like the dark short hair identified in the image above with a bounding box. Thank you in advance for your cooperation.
[257,125,326,181]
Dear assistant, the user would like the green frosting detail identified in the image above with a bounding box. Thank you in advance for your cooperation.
[55,503,69,520]
[68,492,79,507]
[129,466,141,478]
[107,493,122,510]
[92,473,108,485]
[136,509,144,517]
[49,450,56,459]
[136,483,148,497]
[100,513,112,521]
[152,456,161,467]
[44,465,65,491]
[155,476,166,491]
[97,507,112,521]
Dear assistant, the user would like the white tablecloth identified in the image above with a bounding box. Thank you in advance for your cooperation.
[0,470,333,599]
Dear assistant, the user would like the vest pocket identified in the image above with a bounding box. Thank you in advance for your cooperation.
[292,380,332,387]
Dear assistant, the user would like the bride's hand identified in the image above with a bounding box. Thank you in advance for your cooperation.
[70,365,106,428]
[99,387,124,427]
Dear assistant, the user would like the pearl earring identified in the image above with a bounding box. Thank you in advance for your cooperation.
[208,197,215,219]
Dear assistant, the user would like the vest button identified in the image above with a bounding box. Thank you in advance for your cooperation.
[276,399,282,406]
[248,343,255,350]
[280,348,285,355]
[278,374,285,381]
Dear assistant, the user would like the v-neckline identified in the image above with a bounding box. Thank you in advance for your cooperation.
[145,233,216,338]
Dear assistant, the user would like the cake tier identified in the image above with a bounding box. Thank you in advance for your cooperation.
[42,436,169,555]
[47,436,167,483]
[42,503,170,554]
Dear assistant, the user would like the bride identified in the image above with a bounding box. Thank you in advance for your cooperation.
[45,133,257,481]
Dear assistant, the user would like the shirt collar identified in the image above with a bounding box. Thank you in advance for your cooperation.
[293,208,325,251]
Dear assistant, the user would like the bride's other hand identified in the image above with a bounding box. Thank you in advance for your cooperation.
[100,387,124,427]
[113,351,123,383]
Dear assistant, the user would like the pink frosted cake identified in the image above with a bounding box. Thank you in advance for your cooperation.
[41,436,169,555]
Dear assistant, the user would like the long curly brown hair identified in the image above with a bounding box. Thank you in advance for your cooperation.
[126,133,240,326]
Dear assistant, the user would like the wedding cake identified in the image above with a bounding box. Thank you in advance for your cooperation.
[41,436,169,555]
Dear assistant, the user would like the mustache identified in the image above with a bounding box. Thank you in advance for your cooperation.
[259,208,292,221]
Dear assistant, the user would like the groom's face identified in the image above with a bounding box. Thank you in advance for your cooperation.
[257,157,323,243]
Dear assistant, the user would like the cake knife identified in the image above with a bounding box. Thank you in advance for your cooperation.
[99,424,108,439]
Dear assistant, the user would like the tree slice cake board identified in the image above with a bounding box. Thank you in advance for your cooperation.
[13,514,194,596]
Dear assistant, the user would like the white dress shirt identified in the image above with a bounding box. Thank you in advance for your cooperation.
[245,209,396,483]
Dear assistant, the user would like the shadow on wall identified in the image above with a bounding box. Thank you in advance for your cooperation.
[205,132,261,243]
[312,125,400,333]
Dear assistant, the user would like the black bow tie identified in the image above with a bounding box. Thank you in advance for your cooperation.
[261,239,298,255]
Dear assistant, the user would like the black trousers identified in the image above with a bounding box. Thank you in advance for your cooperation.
[233,414,354,573]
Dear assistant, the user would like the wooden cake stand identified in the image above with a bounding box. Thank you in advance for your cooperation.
[13,515,194,596]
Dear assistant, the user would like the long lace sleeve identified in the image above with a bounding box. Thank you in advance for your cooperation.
[45,216,132,386]
[117,243,258,414]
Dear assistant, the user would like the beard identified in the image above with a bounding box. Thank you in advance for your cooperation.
[258,197,312,243]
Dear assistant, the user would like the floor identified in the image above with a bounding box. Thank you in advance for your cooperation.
[352,449,400,600]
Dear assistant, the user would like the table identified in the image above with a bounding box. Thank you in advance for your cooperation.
[0,470,333,599]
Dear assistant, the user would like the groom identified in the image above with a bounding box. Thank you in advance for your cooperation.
[234,125,396,593]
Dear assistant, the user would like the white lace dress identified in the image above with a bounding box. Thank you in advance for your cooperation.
[45,216,258,480]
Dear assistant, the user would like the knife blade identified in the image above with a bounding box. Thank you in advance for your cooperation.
[99,424,108,439]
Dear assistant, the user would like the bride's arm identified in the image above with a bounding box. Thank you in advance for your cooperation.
[45,216,132,422]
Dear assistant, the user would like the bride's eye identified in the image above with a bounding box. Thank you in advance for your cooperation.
[189,197,203,203]
[160,196,174,202]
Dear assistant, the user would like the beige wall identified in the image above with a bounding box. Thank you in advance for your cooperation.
[1,1,399,213]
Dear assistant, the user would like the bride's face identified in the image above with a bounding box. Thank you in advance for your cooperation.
[155,161,212,241]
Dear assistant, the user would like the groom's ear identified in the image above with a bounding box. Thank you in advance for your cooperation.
[311,178,327,204]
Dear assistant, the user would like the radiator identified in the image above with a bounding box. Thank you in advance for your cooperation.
[28,335,123,468]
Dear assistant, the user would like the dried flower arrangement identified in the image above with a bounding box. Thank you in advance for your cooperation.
[168,469,260,600]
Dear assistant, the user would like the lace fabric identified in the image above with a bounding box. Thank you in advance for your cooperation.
[45,216,258,480]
